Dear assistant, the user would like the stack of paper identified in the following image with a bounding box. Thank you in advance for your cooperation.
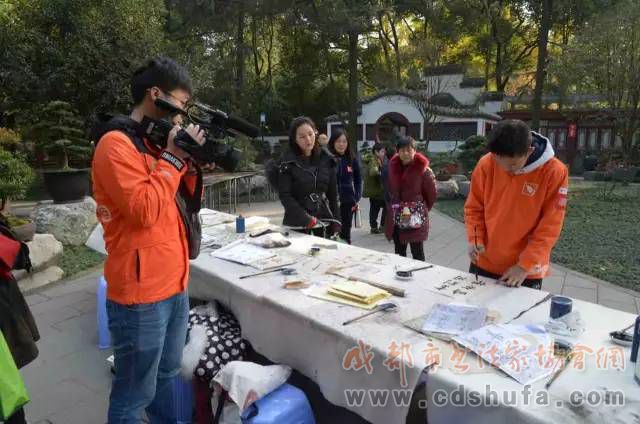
[328,281,391,306]
[199,209,236,227]
[453,324,555,385]
[305,280,391,310]
[421,303,488,340]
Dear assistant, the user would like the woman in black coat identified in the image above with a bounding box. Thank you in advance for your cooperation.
[328,129,362,244]
[276,116,340,237]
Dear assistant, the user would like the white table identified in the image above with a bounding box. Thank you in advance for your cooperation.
[188,211,640,424]
[425,299,640,424]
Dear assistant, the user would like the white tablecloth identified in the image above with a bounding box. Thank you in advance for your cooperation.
[87,208,640,422]
[187,210,638,423]
[425,299,640,424]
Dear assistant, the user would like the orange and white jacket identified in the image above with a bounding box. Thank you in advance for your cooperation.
[92,131,195,305]
[464,132,569,279]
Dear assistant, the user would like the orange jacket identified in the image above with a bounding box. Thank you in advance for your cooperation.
[92,130,194,304]
[464,133,569,279]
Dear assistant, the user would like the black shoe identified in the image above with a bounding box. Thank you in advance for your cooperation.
[371,227,382,234]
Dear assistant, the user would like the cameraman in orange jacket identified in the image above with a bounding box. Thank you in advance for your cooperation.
[92,57,205,423]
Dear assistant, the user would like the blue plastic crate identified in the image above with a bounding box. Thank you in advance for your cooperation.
[241,383,315,424]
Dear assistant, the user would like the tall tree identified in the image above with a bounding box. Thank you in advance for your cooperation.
[554,0,640,162]
[376,8,403,87]
[530,0,552,130]
[449,0,538,92]
[0,0,167,122]
[300,0,380,148]
[546,0,622,109]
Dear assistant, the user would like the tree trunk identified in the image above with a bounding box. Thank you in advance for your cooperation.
[378,26,393,81]
[62,151,69,170]
[389,15,402,88]
[491,13,504,92]
[484,45,490,91]
[235,6,246,108]
[266,15,275,91]
[348,30,359,151]
[251,17,262,78]
[377,12,397,88]
[531,0,553,131]
[495,41,505,92]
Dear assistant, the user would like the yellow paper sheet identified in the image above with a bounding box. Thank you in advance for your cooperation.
[305,287,382,310]
[329,281,391,304]
[327,288,390,305]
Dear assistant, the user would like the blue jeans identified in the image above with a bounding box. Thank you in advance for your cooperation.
[107,291,189,424]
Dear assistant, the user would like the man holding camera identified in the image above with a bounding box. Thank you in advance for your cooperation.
[92,57,205,423]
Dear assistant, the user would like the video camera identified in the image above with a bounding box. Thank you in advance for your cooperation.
[141,98,260,171]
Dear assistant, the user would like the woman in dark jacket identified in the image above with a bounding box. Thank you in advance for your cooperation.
[384,136,437,261]
[328,129,362,244]
[276,117,340,237]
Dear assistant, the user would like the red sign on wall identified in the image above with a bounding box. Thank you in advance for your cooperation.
[568,123,577,139]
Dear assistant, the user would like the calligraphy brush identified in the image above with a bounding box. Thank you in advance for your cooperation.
[474,225,479,282]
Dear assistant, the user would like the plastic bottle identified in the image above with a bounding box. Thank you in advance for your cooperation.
[631,315,640,363]
[236,215,245,233]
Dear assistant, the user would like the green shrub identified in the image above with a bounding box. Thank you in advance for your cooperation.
[0,149,35,209]
[457,135,487,173]
[0,127,23,152]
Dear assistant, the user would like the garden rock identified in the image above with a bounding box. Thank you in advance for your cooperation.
[238,175,269,197]
[31,197,97,245]
[436,180,459,200]
[583,171,598,181]
[450,174,469,183]
[16,266,64,293]
[612,167,640,182]
[14,234,63,279]
[458,181,471,198]
[583,171,610,181]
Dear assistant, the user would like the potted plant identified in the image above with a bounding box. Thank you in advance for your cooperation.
[30,101,93,203]
[443,162,459,175]
[435,170,451,181]
[0,148,36,241]
[583,151,598,172]
[457,135,487,174]
[0,127,23,153]
[427,152,453,181]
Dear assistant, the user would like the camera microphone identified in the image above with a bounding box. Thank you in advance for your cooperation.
[191,102,260,138]
[225,114,260,138]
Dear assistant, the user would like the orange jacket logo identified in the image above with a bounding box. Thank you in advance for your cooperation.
[522,182,538,197]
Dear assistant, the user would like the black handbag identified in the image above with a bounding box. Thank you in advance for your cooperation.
[176,165,203,260]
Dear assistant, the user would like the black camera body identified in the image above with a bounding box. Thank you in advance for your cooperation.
[141,98,259,172]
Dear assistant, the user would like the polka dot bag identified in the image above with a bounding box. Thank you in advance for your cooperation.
[187,304,248,383]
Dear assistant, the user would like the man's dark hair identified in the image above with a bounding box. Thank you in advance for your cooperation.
[288,116,320,156]
[130,57,192,105]
[328,128,354,162]
[487,120,532,157]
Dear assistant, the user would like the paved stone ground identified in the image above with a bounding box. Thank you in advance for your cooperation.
[20,269,111,423]
[18,200,639,423]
